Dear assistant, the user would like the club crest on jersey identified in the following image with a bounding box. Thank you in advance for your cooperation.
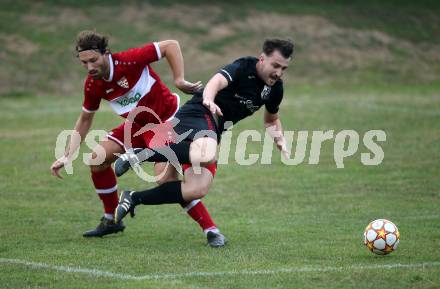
[117,77,129,89]
[261,85,271,100]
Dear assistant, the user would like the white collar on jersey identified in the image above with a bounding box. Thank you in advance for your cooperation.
[103,54,114,82]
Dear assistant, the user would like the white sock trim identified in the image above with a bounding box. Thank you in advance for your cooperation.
[204,227,219,236]
[106,134,125,149]
[104,214,114,220]
[96,185,118,194]
[183,199,201,212]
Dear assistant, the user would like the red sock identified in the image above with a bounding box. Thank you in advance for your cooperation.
[182,200,217,232]
[91,167,118,218]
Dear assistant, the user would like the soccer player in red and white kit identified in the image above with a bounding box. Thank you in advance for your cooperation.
[50,31,225,246]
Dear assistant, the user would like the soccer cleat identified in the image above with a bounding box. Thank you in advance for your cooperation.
[82,217,125,238]
[207,231,227,248]
[114,148,143,177]
[115,191,136,223]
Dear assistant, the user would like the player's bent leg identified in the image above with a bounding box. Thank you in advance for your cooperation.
[114,137,217,176]
[115,166,212,222]
[115,137,214,176]
[181,166,214,200]
[157,161,226,247]
[189,137,217,166]
[116,162,227,246]
[83,138,126,238]
[181,165,227,247]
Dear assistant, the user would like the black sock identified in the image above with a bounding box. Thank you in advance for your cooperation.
[136,142,191,164]
[131,181,184,205]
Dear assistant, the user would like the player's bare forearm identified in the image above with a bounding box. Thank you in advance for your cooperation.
[158,40,202,94]
[50,111,94,178]
[265,119,284,141]
[264,111,283,135]
[264,111,288,156]
[65,111,94,158]
[203,73,228,102]
[202,73,227,116]
[158,40,185,85]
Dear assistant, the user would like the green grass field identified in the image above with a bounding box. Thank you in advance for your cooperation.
[1,83,439,288]
[1,1,440,288]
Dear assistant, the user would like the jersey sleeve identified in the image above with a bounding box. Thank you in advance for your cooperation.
[218,60,242,85]
[118,42,161,66]
[265,82,284,114]
[82,78,101,113]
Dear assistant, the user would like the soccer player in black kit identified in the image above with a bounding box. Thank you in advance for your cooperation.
[114,38,294,242]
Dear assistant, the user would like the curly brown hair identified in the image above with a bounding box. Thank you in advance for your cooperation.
[75,30,109,54]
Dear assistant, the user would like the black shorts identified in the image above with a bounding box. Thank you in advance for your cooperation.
[173,102,220,142]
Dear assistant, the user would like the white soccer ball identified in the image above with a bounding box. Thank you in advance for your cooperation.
[363,219,400,255]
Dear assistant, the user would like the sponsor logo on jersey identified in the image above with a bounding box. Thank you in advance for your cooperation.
[109,67,155,115]
[106,88,114,94]
[234,93,259,112]
[117,77,129,88]
[261,85,271,100]
[116,92,142,107]
[248,75,255,79]
[233,93,246,101]
[245,100,259,112]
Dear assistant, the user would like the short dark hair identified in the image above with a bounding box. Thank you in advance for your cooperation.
[75,30,109,54]
[262,38,294,59]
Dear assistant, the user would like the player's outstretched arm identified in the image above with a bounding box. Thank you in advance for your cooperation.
[157,40,203,94]
[202,73,228,116]
[50,111,95,179]
[264,110,289,159]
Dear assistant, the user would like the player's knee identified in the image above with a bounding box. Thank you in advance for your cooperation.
[195,176,212,198]
[182,180,210,200]
[192,186,209,199]
[89,151,112,172]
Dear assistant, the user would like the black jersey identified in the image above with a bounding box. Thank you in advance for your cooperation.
[188,56,284,129]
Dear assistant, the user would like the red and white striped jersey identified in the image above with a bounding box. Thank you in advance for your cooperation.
[82,42,179,126]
